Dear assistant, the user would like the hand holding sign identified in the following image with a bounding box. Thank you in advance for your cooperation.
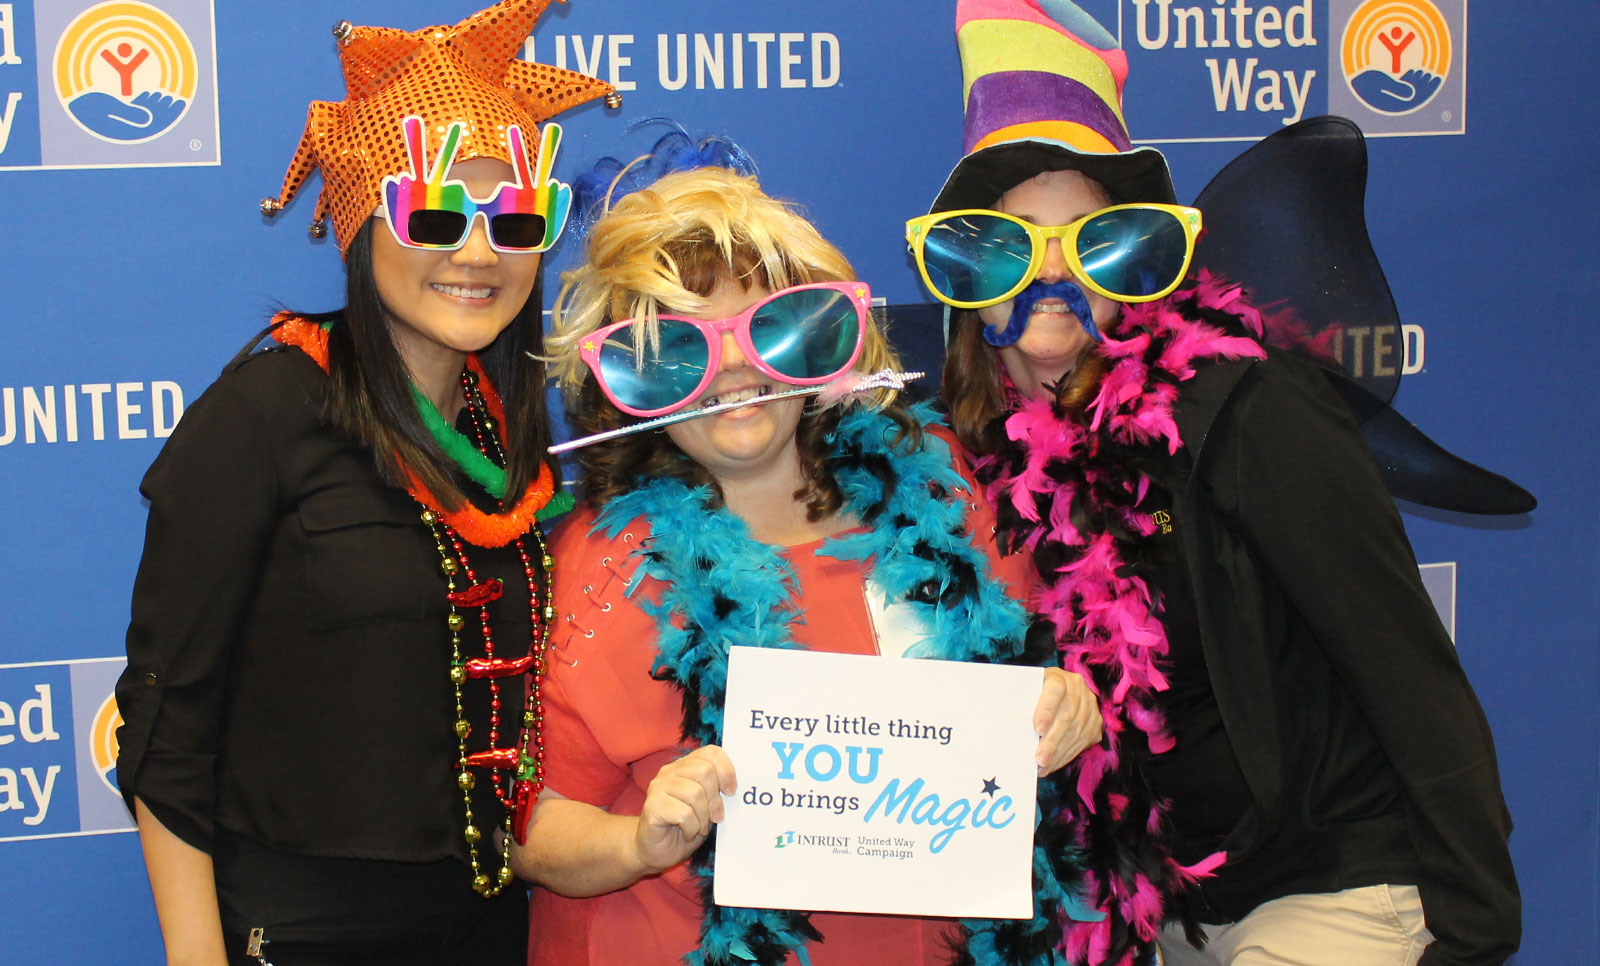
[635,745,737,874]
[1034,667,1103,775]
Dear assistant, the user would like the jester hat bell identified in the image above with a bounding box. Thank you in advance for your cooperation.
[929,0,1174,213]
[262,0,619,255]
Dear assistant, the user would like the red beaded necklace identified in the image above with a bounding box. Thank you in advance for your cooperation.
[428,365,552,897]
[271,315,551,897]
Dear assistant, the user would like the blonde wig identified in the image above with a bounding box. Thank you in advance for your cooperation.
[548,166,917,511]
[549,167,900,404]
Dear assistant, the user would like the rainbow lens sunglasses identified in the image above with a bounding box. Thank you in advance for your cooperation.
[579,281,871,418]
[380,115,571,253]
[905,204,1203,309]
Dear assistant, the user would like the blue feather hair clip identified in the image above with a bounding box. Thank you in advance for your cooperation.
[567,119,760,239]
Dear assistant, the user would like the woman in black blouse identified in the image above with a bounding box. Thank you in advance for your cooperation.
[908,1,1518,963]
[114,3,616,963]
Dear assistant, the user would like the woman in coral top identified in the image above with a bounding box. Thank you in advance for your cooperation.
[509,152,1101,965]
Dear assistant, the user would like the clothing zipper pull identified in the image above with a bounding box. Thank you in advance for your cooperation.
[245,927,274,965]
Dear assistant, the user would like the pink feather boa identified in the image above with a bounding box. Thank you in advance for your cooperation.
[979,273,1265,964]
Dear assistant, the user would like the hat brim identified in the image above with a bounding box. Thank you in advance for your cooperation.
[928,139,1175,213]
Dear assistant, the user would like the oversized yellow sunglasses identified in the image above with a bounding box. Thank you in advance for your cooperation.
[905,203,1203,309]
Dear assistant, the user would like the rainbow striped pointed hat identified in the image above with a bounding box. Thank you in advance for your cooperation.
[929,0,1174,212]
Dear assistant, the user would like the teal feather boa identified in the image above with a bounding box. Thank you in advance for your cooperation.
[592,402,1090,966]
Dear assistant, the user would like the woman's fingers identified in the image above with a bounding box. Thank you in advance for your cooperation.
[635,745,740,871]
[1034,669,1103,775]
[1033,668,1068,736]
[692,745,739,794]
[647,776,713,839]
[671,747,737,821]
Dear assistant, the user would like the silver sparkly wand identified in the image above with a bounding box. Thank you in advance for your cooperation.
[549,369,924,455]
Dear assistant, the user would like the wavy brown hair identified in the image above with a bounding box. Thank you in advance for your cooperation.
[940,168,1132,457]
[548,167,917,514]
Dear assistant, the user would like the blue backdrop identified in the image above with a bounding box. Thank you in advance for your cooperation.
[1,1,1594,962]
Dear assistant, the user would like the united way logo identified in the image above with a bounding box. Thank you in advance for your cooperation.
[89,691,122,795]
[54,1,194,143]
[1328,0,1465,135]
[0,0,218,170]
[0,657,134,842]
[1341,0,1452,115]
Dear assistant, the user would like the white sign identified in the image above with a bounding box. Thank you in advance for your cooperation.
[714,647,1042,919]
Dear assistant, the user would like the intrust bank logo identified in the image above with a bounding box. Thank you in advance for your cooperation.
[0,657,135,843]
[0,0,218,170]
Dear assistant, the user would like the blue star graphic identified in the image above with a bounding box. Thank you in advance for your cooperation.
[981,777,1000,797]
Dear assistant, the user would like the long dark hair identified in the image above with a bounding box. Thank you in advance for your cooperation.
[267,220,556,512]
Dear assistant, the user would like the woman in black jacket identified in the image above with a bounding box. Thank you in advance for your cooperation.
[905,1,1519,964]
[114,3,616,963]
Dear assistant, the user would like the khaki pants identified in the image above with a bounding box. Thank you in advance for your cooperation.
[1157,884,1433,966]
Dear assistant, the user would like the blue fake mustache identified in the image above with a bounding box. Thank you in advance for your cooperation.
[982,280,1104,348]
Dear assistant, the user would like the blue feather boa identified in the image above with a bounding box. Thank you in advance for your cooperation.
[592,402,1089,966]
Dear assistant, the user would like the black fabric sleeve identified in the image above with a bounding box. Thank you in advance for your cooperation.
[115,363,281,853]
[1214,356,1519,965]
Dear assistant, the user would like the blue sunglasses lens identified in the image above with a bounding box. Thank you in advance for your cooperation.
[921,214,1033,305]
[748,288,861,382]
[1076,207,1189,298]
[595,319,709,414]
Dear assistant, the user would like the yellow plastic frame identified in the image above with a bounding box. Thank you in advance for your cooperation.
[904,203,1203,309]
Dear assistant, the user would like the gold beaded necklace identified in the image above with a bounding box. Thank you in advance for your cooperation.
[272,317,557,896]
[420,366,554,897]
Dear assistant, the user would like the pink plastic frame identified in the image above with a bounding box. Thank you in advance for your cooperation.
[578,280,872,418]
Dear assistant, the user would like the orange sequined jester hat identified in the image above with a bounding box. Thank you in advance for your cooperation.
[260,0,620,255]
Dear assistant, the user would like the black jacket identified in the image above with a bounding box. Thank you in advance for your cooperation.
[116,347,535,862]
[1170,348,1519,965]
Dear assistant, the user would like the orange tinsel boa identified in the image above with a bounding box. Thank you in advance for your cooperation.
[270,312,554,547]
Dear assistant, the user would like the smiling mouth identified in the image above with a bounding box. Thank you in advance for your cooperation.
[700,385,774,410]
[432,283,495,299]
[1027,300,1073,315]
